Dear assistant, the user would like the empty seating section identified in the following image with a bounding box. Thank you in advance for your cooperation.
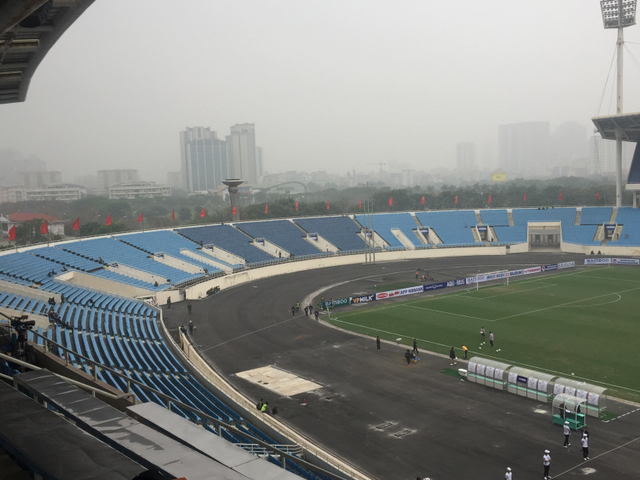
[613,207,640,245]
[561,225,600,245]
[415,211,478,246]
[0,252,64,284]
[116,231,222,273]
[236,220,322,256]
[60,237,202,285]
[355,213,420,247]
[580,208,613,225]
[511,208,576,225]
[30,247,103,272]
[90,269,167,291]
[480,209,509,226]
[176,225,273,264]
[294,217,366,251]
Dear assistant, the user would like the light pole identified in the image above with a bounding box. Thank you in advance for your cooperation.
[223,179,243,222]
[600,0,637,206]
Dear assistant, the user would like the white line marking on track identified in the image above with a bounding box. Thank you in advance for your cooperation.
[552,435,640,478]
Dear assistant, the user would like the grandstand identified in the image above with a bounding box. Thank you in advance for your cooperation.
[415,210,479,246]
[235,220,323,257]
[177,224,274,264]
[354,213,423,248]
[294,216,366,251]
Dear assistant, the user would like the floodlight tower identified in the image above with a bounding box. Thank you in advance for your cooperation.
[600,0,637,206]
[223,179,243,221]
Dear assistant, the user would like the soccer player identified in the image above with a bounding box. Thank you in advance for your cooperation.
[489,331,494,347]
[504,467,512,480]
[480,326,485,342]
[449,347,457,365]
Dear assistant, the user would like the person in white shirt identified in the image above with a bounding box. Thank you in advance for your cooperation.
[581,433,590,460]
[543,450,551,479]
[563,421,571,447]
[505,466,512,480]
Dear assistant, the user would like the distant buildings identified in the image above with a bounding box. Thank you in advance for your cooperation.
[456,142,476,171]
[179,124,263,193]
[97,169,139,195]
[589,134,634,176]
[1,213,65,236]
[179,127,229,193]
[499,121,550,174]
[108,181,171,199]
[227,123,258,185]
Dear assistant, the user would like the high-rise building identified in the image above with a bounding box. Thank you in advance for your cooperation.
[179,127,229,193]
[255,146,264,181]
[551,121,587,164]
[227,123,257,185]
[589,134,634,176]
[456,142,476,171]
[20,171,62,188]
[97,170,139,194]
[499,121,550,173]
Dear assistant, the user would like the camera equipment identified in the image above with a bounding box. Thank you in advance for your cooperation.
[1,311,35,363]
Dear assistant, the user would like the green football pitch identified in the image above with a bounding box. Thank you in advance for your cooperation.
[327,265,640,401]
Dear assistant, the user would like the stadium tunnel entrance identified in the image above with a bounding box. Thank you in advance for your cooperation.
[528,222,561,250]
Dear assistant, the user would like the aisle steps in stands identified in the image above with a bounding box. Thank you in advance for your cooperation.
[507,210,514,226]
[575,209,581,225]
[181,249,234,274]
[609,207,618,224]
[152,253,203,274]
[475,211,483,225]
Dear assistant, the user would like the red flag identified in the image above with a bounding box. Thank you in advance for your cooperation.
[171,210,175,220]
[295,201,298,211]
[106,214,112,226]
[421,196,425,205]
[359,199,362,209]
[559,193,563,201]
[232,206,237,215]
[596,192,600,200]
[265,204,268,214]
[326,201,330,210]
[137,213,143,223]
[523,193,526,202]
[388,197,393,206]
[73,218,80,231]
[487,194,492,204]
[200,207,206,218]
[41,221,48,235]
[8,225,16,241]
[454,195,458,204]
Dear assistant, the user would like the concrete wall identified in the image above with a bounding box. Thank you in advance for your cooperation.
[305,234,336,253]
[58,270,154,298]
[199,245,246,266]
[0,279,60,303]
[153,254,202,274]
[180,249,233,274]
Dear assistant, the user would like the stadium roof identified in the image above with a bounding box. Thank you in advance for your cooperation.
[0,0,95,105]
[592,112,640,142]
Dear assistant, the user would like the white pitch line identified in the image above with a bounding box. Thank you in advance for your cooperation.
[576,273,640,284]
[452,282,556,301]
[552,435,640,478]
[560,293,622,308]
[492,285,640,322]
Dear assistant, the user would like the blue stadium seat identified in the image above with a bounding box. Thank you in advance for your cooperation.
[415,211,479,246]
[354,213,421,247]
[294,217,366,251]
[236,220,323,256]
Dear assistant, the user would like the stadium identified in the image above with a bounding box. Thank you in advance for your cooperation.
[2,2,640,480]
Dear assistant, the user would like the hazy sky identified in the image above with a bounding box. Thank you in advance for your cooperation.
[2,0,640,183]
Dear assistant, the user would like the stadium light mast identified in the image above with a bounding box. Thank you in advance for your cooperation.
[600,0,637,206]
